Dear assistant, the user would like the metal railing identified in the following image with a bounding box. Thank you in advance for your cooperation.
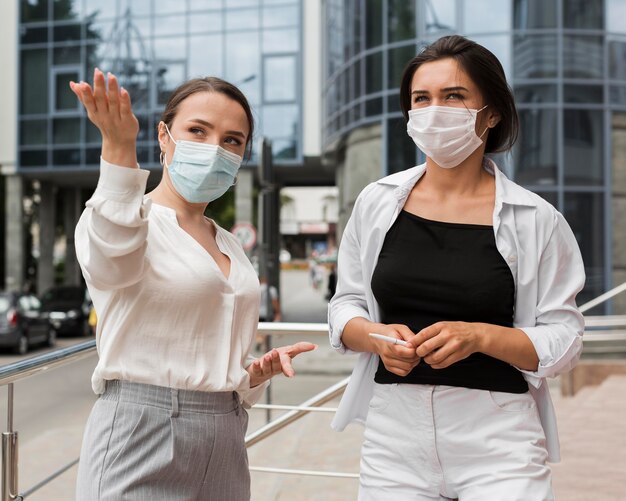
[0,282,625,498]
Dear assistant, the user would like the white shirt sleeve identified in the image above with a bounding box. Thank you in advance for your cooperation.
[75,158,151,291]
[517,211,586,384]
[328,187,373,355]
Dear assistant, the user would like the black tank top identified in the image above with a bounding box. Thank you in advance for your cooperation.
[371,210,528,394]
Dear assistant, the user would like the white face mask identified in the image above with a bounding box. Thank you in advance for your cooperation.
[406,105,489,169]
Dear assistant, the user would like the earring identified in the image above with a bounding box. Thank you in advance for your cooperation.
[159,151,165,166]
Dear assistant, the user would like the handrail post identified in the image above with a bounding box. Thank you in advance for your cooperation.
[264,333,272,423]
[2,384,19,500]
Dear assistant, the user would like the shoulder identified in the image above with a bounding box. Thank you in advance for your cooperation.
[355,165,424,209]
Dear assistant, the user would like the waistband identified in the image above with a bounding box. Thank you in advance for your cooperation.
[101,379,240,415]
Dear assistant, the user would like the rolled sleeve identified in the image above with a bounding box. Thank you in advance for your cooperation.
[517,211,585,384]
[328,188,373,355]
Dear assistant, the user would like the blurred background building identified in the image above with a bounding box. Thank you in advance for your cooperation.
[2,0,625,313]
[323,0,626,313]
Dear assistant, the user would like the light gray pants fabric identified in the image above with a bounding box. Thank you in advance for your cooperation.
[76,380,250,501]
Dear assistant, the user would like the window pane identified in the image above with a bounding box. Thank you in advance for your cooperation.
[84,0,116,19]
[564,85,603,104]
[120,0,151,17]
[564,0,603,29]
[20,150,47,167]
[365,97,383,116]
[366,0,382,48]
[54,0,82,20]
[190,0,222,10]
[54,45,80,64]
[426,0,456,33]
[563,193,605,307]
[20,120,48,146]
[388,0,415,43]
[513,0,557,29]
[365,51,383,94]
[189,35,223,78]
[564,110,604,186]
[55,71,79,111]
[262,6,298,28]
[514,84,557,104]
[226,32,260,104]
[53,148,81,166]
[21,26,48,45]
[564,36,603,79]
[388,44,415,90]
[53,117,80,144]
[263,29,299,53]
[262,104,298,138]
[189,11,223,34]
[513,35,558,79]
[608,0,626,33]
[387,118,415,175]
[53,24,82,43]
[513,109,557,185]
[226,8,260,30]
[154,15,187,36]
[464,0,511,33]
[264,56,296,102]
[21,0,48,22]
[153,0,186,15]
[155,62,186,105]
[609,40,626,81]
[21,49,48,114]
[273,139,297,160]
[472,35,511,78]
[611,86,626,105]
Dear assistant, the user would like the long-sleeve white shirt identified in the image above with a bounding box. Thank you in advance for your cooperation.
[329,158,586,463]
[75,159,267,406]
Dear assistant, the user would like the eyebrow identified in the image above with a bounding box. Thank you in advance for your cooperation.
[411,86,470,95]
[187,118,247,139]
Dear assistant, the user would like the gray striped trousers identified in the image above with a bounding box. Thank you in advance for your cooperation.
[75,380,250,500]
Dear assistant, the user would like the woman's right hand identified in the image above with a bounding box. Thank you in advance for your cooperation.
[69,68,139,168]
[371,323,421,377]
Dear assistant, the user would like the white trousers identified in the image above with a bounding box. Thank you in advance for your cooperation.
[359,383,553,501]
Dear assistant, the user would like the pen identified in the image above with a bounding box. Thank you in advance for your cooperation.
[368,332,409,346]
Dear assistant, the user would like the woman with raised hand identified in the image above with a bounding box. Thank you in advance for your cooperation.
[70,69,315,500]
[329,35,585,500]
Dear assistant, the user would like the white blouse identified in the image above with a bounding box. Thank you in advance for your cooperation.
[329,158,585,463]
[75,159,267,406]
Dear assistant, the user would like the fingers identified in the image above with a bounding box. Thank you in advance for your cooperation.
[381,357,420,377]
[394,324,416,342]
[107,72,120,118]
[93,68,108,114]
[279,352,295,378]
[416,333,447,358]
[120,86,132,117]
[286,342,317,357]
[72,81,97,116]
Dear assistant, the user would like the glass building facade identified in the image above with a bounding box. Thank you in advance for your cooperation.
[323,0,626,311]
[18,0,303,174]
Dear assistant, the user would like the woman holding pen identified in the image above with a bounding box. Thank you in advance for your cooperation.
[329,35,585,500]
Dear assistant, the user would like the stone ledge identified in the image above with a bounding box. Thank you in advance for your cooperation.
[560,359,626,396]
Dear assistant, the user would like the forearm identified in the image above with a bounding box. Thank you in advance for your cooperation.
[342,317,385,353]
[101,138,138,168]
[477,323,539,371]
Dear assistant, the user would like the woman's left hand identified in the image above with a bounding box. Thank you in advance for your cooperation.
[406,322,482,369]
[247,342,317,387]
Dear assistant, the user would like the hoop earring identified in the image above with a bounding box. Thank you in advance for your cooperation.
[159,151,165,166]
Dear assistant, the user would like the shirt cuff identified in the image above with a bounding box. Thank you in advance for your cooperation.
[96,157,150,203]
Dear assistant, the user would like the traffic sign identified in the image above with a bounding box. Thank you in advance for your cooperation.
[231,222,257,251]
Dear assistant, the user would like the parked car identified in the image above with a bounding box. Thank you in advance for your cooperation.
[0,291,56,354]
[40,286,92,337]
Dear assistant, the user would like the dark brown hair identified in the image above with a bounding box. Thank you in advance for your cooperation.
[399,35,519,153]
[160,77,254,159]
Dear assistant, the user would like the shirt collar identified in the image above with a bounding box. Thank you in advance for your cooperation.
[376,157,539,207]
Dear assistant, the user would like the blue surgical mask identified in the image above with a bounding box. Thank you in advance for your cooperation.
[163,124,242,203]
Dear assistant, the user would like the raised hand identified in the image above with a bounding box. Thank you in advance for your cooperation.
[69,68,139,168]
[247,342,317,387]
